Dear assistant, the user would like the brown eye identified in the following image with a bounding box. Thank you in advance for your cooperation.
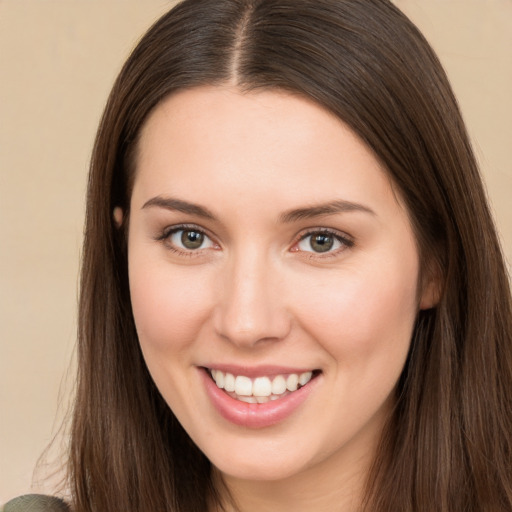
[181,230,204,249]
[166,228,215,252]
[296,230,350,255]
[309,233,334,253]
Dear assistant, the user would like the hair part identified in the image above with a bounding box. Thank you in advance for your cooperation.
[71,1,512,510]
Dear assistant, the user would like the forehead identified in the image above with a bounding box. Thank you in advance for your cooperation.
[132,85,400,220]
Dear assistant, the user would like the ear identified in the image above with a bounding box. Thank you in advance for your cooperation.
[113,207,124,228]
[419,264,443,310]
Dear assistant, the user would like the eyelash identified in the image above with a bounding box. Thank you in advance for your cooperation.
[156,224,354,258]
[156,224,218,257]
[292,228,354,258]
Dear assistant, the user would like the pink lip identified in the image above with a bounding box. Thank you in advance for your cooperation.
[200,367,319,429]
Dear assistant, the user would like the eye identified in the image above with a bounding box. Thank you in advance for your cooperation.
[164,227,216,252]
[295,230,353,254]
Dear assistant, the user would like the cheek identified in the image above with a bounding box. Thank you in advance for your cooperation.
[293,255,419,363]
[128,257,214,355]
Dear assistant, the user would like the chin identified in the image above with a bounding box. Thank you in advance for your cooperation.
[212,455,306,482]
[197,430,321,483]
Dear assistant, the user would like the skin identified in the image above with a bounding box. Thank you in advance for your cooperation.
[125,86,436,511]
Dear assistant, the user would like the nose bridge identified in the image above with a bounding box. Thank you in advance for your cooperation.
[214,243,290,347]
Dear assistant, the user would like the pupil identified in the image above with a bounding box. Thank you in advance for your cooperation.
[311,234,333,253]
[181,230,203,249]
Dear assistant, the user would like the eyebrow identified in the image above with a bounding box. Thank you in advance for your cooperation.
[142,195,375,223]
[279,200,376,223]
[142,196,216,219]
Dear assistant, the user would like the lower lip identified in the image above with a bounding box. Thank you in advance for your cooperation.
[200,368,319,429]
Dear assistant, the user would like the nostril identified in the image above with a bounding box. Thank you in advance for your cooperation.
[212,270,292,346]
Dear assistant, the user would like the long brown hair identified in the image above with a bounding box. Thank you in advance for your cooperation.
[70,0,512,510]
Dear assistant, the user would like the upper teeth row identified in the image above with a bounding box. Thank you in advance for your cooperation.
[211,369,313,397]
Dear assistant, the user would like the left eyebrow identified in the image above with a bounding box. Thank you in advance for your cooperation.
[279,200,376,223]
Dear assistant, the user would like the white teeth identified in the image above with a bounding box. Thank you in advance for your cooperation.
[214,370,224,389]
[271,375,287,395]
[210,368,316,402]
[299,371,313,386]
[253,376,272,397]
[286,373,299,391]
[234,375,253,396]
[238,396,258,404]
[224,372,235,392]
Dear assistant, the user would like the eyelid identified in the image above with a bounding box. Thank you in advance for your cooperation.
[155,223,353,258]
[156,223,220,254]
[291,227,354,255]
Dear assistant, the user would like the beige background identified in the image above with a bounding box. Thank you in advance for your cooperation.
[1,0,511,502]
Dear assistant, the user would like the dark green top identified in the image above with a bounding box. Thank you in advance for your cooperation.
[1,495,70,512]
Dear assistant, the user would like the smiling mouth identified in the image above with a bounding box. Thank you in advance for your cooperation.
[206,368,321,404]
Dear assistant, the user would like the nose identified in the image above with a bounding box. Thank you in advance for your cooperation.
[213,248,292,348]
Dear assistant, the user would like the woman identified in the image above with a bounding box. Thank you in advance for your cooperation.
[6,0,512,510]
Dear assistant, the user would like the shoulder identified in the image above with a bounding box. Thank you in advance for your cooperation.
[1,495,70,512]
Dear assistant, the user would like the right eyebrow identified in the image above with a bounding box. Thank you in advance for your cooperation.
[141,196,216,220]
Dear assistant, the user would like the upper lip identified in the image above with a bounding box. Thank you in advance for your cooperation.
[202,364,318,378]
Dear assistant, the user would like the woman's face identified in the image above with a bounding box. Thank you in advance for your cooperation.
[127,86,430,483]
